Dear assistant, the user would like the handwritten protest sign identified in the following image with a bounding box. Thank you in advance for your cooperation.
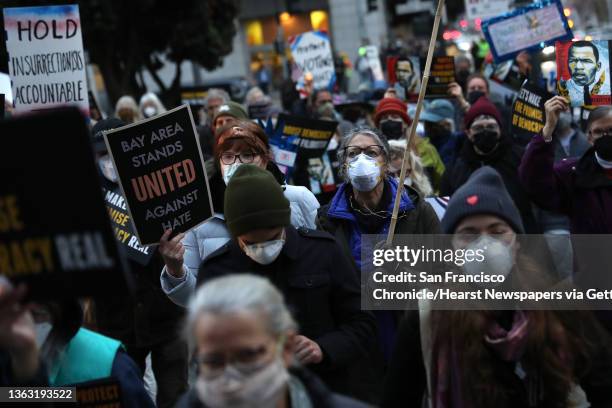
[103,186,155,266]
[482,0,572,63]
[425,56,455,99]
[388,56,421,102]
[0,108,128,300]
[3,5,89,115]
[556,40,612,107]
[512,81,552,140]
[73,377,123,408]
[289,31,335,90]
[276,113,338,160]
[104,105,213,245]
[465,0,510,22]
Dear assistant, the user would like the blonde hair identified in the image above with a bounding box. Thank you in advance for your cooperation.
[388,139,433,197]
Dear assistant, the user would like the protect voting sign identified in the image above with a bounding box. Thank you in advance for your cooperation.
[104,105,213,245]
[0,108,128,300]
[3,5,89,115]
[482,0,573,63]
[289,31,335,90]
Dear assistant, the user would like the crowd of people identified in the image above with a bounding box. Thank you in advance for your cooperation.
[3,39,612,408]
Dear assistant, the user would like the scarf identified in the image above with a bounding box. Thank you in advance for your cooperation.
[432,311,531,408]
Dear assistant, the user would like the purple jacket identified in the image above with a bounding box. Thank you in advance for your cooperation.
[519,133,612,233]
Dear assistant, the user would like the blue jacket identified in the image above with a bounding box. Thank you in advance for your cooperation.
[325,178,414,269]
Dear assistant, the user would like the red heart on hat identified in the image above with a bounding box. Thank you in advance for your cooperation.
[466,195,478,205]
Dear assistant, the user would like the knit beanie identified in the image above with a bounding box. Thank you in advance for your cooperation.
[463,96,502,129]
[214,101,248,125]
[224,164,290,237]
[374,97,412,126]
[441,166,524,234]
[91,117,126,154]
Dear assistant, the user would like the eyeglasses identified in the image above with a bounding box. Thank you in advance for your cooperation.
[344,145,384,160]
[196,344,269,379]
[220,152,258,165]
[470,124,499,133]
[591,127,612,137]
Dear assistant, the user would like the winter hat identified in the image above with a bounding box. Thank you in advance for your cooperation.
[441,166,524,234]
[463,96,502,129]
[374,97,412,126]
[91,117,126,154]
[224,164,290,237]
[214,101,248,125]
[421,99,455,123]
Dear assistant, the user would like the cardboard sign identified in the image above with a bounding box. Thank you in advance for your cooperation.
[0,108,128,300]
[74,377,123,408]
[425,56,455,99]
[387,56,421,102]
[465,0,510,22]
[276,113,338,159]
[104,105,213,245]
[289,31,335,90]
[3,5,89,115]
[482,0,573,63]
[512,81,552,140]
[556,40,612,107]
[103,186,155,266]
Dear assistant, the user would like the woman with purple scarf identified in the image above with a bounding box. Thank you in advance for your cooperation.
[382,166,612,408]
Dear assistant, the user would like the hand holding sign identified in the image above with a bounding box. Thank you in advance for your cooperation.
[542,96,570,142]
[159,230,186,278]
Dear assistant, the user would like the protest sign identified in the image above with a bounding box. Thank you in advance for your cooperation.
[104,105,213,245]
[425,56,455,99]
[289,31,335,91]
[3,5,89,115]
[103,186,155,266]
[387,56,421,102]
[484,60,525,91]
[276,113,338,160]
[0,108,128,300]
[73,377,123,408]
[365,45,385,83]
[512,81,552,140]
[465,0,510,22]
[482,0,573,63]
[556,40,612,107]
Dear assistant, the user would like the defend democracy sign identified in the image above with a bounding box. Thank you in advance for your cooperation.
[0,108,128,300]
[290,31,335,90]
[104,105,213,245]
[482,0,573,63]
[3,5,89,115]
[276,113,338,159]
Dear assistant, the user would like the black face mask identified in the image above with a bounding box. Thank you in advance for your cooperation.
[380,120,404,140]
[594,135,612,161]
[472,130,500,155]
[467,91,486,105]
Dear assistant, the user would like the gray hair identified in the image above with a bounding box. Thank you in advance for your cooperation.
[185,274,297,353]
[337,126,390,181]
[205,88,230,106]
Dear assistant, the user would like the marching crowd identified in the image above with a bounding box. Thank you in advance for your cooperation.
[2,49,612,408]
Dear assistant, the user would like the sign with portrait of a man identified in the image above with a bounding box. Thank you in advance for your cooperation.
[387,56,421,102]
[556,40,612,107]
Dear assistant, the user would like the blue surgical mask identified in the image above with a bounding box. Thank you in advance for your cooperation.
[223,162,243,185]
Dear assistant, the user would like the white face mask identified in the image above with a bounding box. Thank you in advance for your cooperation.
[347,153,382,192]
[462,234,515,285]
[195,344,289,408]
[241,231,285,265]
[143,106,157,118]
[99,155,118,183]
[222,162,243,185]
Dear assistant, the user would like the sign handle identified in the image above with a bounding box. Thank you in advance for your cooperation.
[386,0,446,246]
